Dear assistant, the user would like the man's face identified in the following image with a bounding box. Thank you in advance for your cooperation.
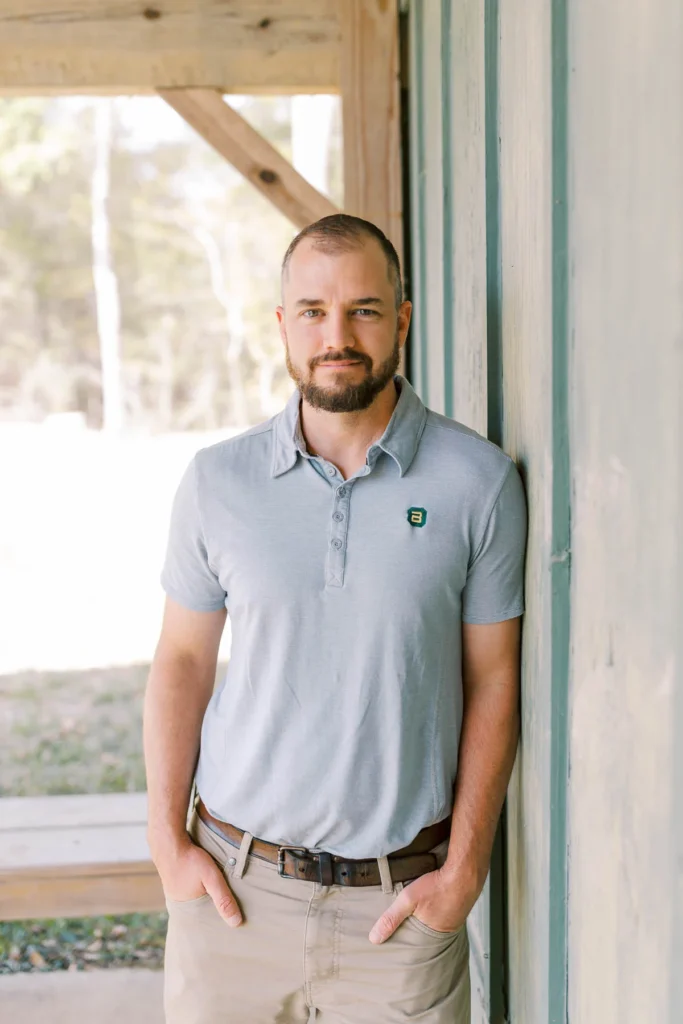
[277,237,412,413]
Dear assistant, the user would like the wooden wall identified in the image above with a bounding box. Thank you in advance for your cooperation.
[407,1,683,1021]
[408,2,495,1020]
[497,0,559,1020]
[566,2,683,1021]
[407,0,486,432]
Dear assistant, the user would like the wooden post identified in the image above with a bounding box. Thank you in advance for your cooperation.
[339,0,403,260]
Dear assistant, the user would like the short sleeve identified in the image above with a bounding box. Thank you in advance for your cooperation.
[461,461,527,624]
[159,456,227,613]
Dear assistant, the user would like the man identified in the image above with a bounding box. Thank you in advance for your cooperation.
[144,214,527,1024]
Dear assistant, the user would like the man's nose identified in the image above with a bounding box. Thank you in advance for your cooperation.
[322,309,354,350]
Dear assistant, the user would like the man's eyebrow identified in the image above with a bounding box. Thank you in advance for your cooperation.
[294,296,386,308]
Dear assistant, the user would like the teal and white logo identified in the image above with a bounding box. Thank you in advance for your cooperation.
[407,507,427,528]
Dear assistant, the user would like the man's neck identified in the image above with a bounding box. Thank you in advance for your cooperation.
[299,380,400,478]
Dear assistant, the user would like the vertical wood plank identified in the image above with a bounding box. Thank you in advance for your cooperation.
[407,0,429,401]
[448,0,487,433]
[497,0,555,1020]
[339,0,403,259]
[443,5,494,1018]
[567,1,683,1020]
[405,0,445,412]
[414,0,446,414]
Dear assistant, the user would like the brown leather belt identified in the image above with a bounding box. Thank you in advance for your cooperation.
[196,799,450,887]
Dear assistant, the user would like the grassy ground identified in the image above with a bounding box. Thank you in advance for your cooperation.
[0,661,225,974]
[1,664,150,798]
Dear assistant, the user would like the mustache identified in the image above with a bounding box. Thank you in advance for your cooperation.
[312,351,371,368]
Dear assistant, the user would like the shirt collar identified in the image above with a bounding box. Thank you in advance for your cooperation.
[271,374,427,479]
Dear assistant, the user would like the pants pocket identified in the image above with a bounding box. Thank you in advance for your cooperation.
[165,893,213,910]
[403,914,464,942]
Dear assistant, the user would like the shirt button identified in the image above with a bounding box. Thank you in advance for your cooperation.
[228,857,237,866]
[332,539,342,550]
[326,466,336,476]
[333,512,344,522]
[337,487,347,497]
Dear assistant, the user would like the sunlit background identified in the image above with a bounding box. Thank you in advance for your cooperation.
[0,94,342,799]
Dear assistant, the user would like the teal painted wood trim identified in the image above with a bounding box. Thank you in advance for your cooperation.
[484,4,509,1021]
[409,0,429,405]
[440,0,454,419]
[484,0,502,448]
[549,0,571,1020]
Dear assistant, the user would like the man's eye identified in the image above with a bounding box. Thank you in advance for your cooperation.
[303,309,321,318]
[354,308,378,317]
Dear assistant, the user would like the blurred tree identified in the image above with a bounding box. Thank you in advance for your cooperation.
[0,94,342,432]
[91,99,123,433]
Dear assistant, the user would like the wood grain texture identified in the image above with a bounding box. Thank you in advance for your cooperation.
[497,0,554,1020]
[0,866,165,921]
[159,88,340,228]
[406,0,428,401]
[567,2,683,1020]
[0,0,339,93]
[407,0,445,414]
[406,7,494,1015]
[0,792,149,831]
[448,0,486,433]
[0,793,164,920]
[339,0,403,258]
[440,4,491,1017]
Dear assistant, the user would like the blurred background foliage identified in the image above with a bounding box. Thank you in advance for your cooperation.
[0,94,342,431]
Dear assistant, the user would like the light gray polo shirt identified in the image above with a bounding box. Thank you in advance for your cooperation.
[160,374,526,858]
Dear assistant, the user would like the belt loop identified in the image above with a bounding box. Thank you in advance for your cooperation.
[233,831,254,880]
[186,779,198,829]
[378,856,393,895]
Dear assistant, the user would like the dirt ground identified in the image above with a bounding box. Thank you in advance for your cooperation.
[0,967,164,1023]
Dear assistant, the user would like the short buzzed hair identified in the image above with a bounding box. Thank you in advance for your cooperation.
[281,213,403,309]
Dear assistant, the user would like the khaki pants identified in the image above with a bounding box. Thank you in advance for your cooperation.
[164,807,470,1024]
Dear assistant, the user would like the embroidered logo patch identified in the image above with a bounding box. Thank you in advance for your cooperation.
[407,507,427,528]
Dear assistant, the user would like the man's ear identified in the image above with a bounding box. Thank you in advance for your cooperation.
[398,300,413,344]
[276,306,287,346]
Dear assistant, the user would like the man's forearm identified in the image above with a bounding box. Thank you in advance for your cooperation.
[444,679,520,891]
[143,651,215,859]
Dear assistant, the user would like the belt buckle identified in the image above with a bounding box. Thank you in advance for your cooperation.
[277,846,309,878]
[277,847,334,886]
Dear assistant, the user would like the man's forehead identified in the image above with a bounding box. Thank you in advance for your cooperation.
[283,237,392,294]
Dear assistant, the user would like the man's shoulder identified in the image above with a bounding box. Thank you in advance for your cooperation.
[422,408,515,481]
[194,416,277,473]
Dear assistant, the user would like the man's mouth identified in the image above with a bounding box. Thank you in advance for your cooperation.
[318,360,363,368]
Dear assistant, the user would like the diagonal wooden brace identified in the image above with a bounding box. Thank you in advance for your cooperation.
[159,87,340,229]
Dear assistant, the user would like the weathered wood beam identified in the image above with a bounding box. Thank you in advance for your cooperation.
[339,0,403,258]
[0,794,164,921]
[159,88,340,228]
[0,0,340,94]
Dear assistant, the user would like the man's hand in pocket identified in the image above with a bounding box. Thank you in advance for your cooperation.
[153,833,242,927]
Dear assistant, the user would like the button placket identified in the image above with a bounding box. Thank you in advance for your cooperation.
[326,481,351,588]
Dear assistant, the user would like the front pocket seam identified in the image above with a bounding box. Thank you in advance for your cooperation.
[405,915,462,940]
[165,893,212,908]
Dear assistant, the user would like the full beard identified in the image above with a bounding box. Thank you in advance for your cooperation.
[285,335,401,413]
